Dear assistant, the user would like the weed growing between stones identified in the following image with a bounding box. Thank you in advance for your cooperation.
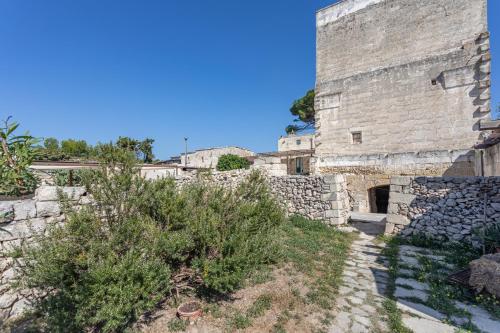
[401,234,500,321]
[379,235,413,333]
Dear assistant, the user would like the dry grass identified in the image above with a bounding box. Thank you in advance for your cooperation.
[139,217,354,333]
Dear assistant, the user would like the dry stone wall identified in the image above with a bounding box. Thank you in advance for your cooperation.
[179,170,349,225]
[386,176,500,246]
[0,186,88,323]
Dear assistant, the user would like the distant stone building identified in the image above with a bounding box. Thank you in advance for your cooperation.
[275,133,315,175]
[278,133,315,152]
[314,0,491,213]
[180,146,255,169]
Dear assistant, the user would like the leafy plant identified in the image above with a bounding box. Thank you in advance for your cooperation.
[16,148,285,332]
[0,117,39,196]
[216,154,250,171]
[48,169,85,186]
[476,222,500,254]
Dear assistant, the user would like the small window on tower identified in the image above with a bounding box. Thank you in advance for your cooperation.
[352,131,362,144]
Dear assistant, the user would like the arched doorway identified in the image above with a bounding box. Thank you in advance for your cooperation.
[368,185,390,213]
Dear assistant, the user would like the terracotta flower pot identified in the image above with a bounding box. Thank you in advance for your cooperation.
[177,301,202,322]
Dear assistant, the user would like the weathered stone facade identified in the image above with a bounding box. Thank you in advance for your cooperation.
[314,0,491,211]
[0,186,88,323]
[278,134,315,152]
[385,176,500,246]
[180,146,255,169]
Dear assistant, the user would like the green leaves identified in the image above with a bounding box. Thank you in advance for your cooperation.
[0,117,40,196]
[216,154,251,171]
[286,89,315,134]
[16,153,285,332]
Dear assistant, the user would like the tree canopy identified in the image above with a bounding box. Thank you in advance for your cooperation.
[37,136,155,163]
[116,136,155,163]
[286,89,315,134]
[216,154,250,171]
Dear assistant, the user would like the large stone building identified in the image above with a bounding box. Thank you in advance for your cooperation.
[314,0,491,213]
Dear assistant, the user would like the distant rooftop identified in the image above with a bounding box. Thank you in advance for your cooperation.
[181,146,254,156]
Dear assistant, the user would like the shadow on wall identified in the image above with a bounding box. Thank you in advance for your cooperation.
[442,151,477,176]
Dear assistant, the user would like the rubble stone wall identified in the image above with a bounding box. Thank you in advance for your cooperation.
[385,176,500,246]
[179,170,350,225]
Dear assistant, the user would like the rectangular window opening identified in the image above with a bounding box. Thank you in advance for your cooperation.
[352,131,362,144]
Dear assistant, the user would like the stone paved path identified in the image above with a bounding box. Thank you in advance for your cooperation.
[329,222,500,333]
[396,245,500,333]
[329,227,390,333]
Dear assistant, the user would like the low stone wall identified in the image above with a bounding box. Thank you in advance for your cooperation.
[386,176,500,245]
[180,170,349,225]
[0,186,88,323]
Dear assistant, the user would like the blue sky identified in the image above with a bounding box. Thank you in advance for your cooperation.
[0,0,498,159]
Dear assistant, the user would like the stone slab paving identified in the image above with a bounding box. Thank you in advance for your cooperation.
[395,245,500,333]
[330,228,500,333]
[329,230,390,333]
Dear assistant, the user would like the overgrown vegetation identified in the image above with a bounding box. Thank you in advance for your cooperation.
[203,216,354,333]
[0,117,39,196]
[15,146,285,332]
[475,222,500,254]
[216,154,250,171]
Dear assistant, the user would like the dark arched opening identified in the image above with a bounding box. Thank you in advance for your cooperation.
[369,185,390,213]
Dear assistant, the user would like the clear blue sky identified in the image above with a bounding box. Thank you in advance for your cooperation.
[0,0,498,159]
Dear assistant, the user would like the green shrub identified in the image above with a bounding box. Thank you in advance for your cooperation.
[476,222,500,254]
[49,169,85,186]
[216,154,250,171]
[17,146,285,332]
[0,117,39,196]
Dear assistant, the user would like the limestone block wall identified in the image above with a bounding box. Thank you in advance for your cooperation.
[315,0,490,158]
[385,176,500,245]
[317,149,477,213]
[278,134,315,152]
[481,143,500,176]
[0,186,88,322]
[180,147,255,169]
[316,0,487,82]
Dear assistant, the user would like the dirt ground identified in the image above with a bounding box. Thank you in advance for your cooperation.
[138,264,331,333]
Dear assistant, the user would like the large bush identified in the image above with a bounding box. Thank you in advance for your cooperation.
[17,145,284,332]
[216,154,251,171]
[0,117,39,196]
